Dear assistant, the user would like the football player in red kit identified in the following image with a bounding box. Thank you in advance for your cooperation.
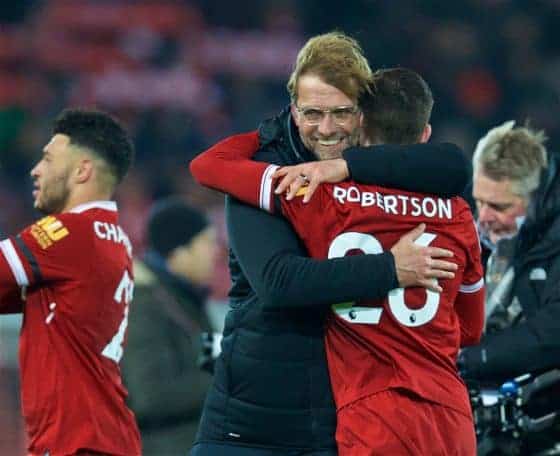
[191,68,484,455]
[0,109,141,456]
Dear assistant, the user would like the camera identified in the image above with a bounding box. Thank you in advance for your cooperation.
[469,369,560,455]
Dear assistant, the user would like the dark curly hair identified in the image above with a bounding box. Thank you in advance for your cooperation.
[53,108,134,185]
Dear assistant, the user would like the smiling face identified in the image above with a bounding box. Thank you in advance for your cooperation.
[30,134,78,214]
[291,74,362,160]
[473,170,528,244]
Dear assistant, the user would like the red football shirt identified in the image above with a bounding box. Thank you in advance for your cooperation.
[0,201,140,456]
[258,168,484,417]
[189,135,484,417]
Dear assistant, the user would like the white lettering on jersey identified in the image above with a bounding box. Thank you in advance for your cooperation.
[102,269,134,363]
[45,302,57,324]
[93,222,133,258]
[332,185,453,219]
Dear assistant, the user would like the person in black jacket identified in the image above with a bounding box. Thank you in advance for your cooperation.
[190,31,470,456]
[459,121,560,453]
[461,120,559,381]
[123,198,217,455]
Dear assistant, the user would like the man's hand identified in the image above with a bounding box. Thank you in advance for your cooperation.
[273,159,350,203]
[391,223,457,292]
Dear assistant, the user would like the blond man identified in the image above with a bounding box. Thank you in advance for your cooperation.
[190,32,469,456]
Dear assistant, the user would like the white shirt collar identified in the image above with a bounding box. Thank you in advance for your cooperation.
[69,200,117,214]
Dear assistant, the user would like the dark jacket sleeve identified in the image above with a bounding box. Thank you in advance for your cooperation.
[460,259,560,382]
[226,196,399,309]
[343,143,471,197]
[123,273,211,423]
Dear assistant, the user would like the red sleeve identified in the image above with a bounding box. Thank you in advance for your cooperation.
[0,214,90,310]
[189,131,275,208]
[455,209,485,347]
[456,287,485,347]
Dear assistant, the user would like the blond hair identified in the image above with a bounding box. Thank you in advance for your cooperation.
[473,121,548,198]
[287,31,372,103]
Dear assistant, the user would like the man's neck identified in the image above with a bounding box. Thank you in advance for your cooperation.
[61,188,113,213]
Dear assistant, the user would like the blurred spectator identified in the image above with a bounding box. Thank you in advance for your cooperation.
[460,120,560,453]
[122,197,217,455]
[2,0,559,223]
[462,120,557,377]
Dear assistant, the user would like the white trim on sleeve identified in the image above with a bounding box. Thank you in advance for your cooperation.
[260,165,279,213]
[0,239,29,286]
[459,277,484,293]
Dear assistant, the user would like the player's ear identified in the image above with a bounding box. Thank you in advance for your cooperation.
[420,124,432,143]
[74,158,94,184]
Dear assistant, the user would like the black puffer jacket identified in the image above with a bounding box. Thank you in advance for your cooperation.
[196,108,345,450]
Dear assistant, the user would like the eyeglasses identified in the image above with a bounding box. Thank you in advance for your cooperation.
[295,105,360,125]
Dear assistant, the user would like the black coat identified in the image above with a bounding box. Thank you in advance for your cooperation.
[461,154,560,382]
[122,254,213,455]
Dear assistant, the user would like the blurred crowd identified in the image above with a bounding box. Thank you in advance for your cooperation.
[0,0,559,453]
[0,0,559,242]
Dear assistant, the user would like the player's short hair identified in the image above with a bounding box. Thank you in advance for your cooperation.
[360,67,433,145]
[53,108,134,186]
[473,120,547,198]
[287,31,372,104]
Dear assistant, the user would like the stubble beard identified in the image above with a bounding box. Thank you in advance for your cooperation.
[35,175,71,215]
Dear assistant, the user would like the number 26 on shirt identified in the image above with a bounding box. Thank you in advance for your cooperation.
[329,232,440,328]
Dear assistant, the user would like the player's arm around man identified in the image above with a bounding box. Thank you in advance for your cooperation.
[191,132,461,293]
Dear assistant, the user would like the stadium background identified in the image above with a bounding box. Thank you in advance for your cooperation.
[0,0,558,452]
